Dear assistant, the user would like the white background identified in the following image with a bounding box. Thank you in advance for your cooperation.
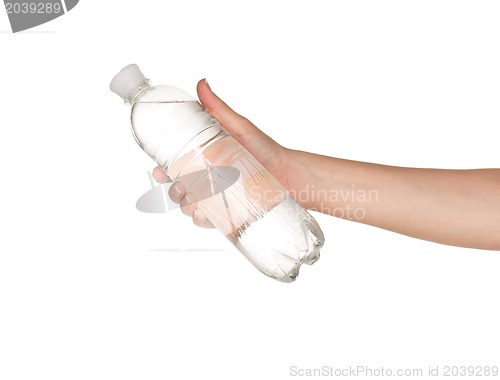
[1,1,499,379]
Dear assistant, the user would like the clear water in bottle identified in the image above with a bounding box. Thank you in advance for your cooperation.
[234,197,323,282]
[132,99,324,282]
[111,64,325,282]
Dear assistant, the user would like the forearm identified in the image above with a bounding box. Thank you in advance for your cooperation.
[287,149,500,250]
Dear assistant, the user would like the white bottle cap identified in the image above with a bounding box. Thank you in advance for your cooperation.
[110,64,149,101]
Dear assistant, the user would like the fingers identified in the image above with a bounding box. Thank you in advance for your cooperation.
[193,209,215,228]
[153,166,171,184]
[168,181,185,203]
[170,185,214,228]
[179,191,215,229]
[179,192,197,217]
[168,181,197,217]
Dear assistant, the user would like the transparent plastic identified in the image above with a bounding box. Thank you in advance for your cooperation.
[110,65,325,282]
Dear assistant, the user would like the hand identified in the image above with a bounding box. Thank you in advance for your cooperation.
[151,80,500,250]
[153,79,292,228]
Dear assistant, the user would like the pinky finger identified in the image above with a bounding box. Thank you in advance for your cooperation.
[193,209,215,229]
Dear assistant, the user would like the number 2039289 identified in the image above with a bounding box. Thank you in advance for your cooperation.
[5,2,62,14]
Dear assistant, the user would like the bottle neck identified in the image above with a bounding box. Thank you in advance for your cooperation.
[125,79,152,105]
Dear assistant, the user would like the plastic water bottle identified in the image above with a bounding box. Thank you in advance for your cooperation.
[110,64,325,282]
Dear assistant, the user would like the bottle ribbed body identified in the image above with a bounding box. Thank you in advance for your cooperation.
[124,82,325,282]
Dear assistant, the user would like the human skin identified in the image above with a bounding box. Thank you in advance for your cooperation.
[153,79,500,251]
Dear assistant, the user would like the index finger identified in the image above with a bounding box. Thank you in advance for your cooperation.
[153,166,171,184]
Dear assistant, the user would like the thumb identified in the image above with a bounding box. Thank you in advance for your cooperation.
[196,79,288,186]
[196,79,269,143]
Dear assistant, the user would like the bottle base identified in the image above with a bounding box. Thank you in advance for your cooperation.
[230,197,325,283]
[273,246,322,283]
